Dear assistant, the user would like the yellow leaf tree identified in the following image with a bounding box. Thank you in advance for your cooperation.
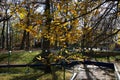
[10,0,120,74]
[10,0,43,50]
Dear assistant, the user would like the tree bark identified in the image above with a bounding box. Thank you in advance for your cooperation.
[26,32,30,50]
[20,30,26,49]
[25,2,30,50]
[41,0,51,73]
[1,21,6,49]
[5,7,9,50]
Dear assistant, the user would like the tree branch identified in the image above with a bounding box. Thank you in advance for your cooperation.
[60,1,107,24]
[0,15,12,23]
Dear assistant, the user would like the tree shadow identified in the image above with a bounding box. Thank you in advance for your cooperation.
[98,66,115,78]
[0,52,23,64]
[0,54,8,63]
[29,53,45,71]
[83,64,99,80]
[10,73,45,80]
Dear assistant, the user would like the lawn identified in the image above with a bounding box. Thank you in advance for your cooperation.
[0,50,72,80]
[0,50,41,64]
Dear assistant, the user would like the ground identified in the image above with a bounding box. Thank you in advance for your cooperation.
[0,49,120,80]
[69,64,115,80]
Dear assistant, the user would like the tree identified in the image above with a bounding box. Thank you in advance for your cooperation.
[0,0,12,49]
[74,0,120,52]
[9,0,120,74]
[10,0,43,50]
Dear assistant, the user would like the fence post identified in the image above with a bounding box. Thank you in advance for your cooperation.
[8,51,11,65]
[62,59,66,80]
[8,51,11,72]
[63,65,65,80]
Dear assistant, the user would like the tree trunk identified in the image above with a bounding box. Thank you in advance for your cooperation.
[20,30,26,49]
[41,37,51,73]
[26,32,30,50]
[6,20,9,50]
[9,26,12,51]
[25,2,30,50]
[1,21,6,49]
[41,0,51,73]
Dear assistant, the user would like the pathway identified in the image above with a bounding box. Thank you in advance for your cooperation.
[70,64,115,80]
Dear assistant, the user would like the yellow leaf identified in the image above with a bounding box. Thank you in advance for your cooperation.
[57,3,61,10]
[29,26,33,30]
[17,8,27,19]
[37,56,42,60]
[94,9,99,16]
[36,20,42,24]
[26,28,30,32]
[19,13,25,19]
[31,30,37,36]
[63,22,68,27]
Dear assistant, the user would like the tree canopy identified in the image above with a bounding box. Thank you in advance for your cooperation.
[0,0,120,51]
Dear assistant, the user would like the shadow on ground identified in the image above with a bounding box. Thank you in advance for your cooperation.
[10,73,45,80]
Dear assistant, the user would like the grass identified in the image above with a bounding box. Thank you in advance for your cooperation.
[91,55,120,62]
[0,70,72,80]
[0,50,41,64]
[0,50,72,80]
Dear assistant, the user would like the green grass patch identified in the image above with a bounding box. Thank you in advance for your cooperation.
[0,50,41,64]
[0,50,42,73]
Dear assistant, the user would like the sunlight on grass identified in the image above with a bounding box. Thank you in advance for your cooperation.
[11,51,41,64]
[0,50,41,64]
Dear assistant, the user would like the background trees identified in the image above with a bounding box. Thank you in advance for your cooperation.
[0,0,12,50]
[0,0,120,52]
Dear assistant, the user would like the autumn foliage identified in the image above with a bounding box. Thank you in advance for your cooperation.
[0,0,120,67]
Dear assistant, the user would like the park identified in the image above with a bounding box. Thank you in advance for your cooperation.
[0,0,120,80]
